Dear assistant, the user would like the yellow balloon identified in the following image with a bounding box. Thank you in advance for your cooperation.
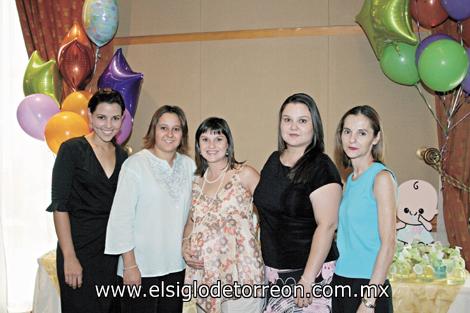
[44,112,90,154]
[23,51,62,104]
[61,91,93,126]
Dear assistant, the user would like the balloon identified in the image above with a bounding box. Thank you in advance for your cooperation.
[410,0,448,29]
[441,0,470,21]
[115,110,133,144]
[356,0,418,59]
[380,43,420,85]
[57,22,95,91]
[17,94,60,140]
[463,18,470,47]
[44,112,90,154]
[61,91,93,126]
[98,49,143,117]
[23,51,61,104]
[462,48,470,94]
[82,0,119,47]
[418,39,469,92]
[416,33,453,64]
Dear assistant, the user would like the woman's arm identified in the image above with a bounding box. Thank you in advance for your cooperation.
[121,249,141,286]
[358,171,397,312]
[182,209,204,269]
[105,164,142,284]
[239,165,260,195]
[53,212,82,289]
[296,182,342,307]
[49,142,82,289]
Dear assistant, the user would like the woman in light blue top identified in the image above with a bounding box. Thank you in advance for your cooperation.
[105,105,196,313]
[332,105,397,313]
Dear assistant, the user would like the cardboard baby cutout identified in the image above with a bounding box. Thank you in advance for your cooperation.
[396,180,438,244]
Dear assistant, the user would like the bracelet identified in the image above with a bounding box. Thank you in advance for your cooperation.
[123,264,138,271]
[299,275,313,285]
[361,298,376,309]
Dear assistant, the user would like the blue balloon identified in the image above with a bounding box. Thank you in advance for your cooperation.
[82,0,119,47]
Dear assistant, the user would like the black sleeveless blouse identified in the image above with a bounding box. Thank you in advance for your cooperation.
[253,151,342,269]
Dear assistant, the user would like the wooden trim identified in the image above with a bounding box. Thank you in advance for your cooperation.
[114,25,362,46]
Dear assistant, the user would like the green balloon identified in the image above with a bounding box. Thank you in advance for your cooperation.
[380,43,419,85]
[356,0,418,60]
[23,51,62,104]
[418,39,469,92]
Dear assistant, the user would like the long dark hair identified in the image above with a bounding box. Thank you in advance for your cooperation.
[195,117,243,176]
[143,105,189,155]
[278,93,325,184]
[335,105,384,168]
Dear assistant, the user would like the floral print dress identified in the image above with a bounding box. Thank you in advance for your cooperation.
[185,167,265,313]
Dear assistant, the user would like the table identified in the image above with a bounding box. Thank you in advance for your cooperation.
[391,278,470,313]
[33,250,470,313]
[32,250,196,313]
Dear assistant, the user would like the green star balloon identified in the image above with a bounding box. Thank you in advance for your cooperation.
[23,51,62,105]
[356,0,418,60]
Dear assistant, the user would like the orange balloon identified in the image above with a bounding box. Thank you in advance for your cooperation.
[44,111,90,154]
[61,91,93,125]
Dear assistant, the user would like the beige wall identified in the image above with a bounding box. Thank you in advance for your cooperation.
[117,0,439,188]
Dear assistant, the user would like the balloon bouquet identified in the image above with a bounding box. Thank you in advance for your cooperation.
[356,0,470,192]
[356,0,470,103]
[16,0,143,154]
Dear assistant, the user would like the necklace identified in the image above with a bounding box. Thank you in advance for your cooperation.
[199,168,227,202]
[203,163,229,184]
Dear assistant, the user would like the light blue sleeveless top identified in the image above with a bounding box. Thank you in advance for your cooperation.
[335,162,394,279]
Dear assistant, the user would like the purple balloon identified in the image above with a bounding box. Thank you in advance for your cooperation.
[116,110,133,144]
[442,0,470,21]
[462,48,470,94]
[17,94,60,140]
[98,48,143,117]
[416,34,454,65]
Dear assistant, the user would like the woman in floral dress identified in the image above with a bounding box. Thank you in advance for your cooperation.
[183,117,264,313]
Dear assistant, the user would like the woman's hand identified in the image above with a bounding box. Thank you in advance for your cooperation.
[123,266,141,286]
[295,277,313,308]
[64,256,82,289]
[182,239,204,269]
[356,301,375,313]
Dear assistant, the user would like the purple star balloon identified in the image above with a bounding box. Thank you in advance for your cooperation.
[98,48,144,117]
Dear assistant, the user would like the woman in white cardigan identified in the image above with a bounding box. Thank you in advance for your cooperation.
[105,105,195,313]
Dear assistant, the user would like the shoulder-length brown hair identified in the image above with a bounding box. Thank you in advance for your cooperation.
[194,117,244,176]
[335,105,384,168]
[143,105,189,155]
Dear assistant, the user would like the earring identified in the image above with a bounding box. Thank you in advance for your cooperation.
[225,152,229,156]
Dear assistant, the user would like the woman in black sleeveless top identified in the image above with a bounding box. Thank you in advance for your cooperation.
[253,93,342,312]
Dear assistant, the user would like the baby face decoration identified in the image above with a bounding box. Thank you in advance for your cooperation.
[397,180,438,225]
[397,179,438,244]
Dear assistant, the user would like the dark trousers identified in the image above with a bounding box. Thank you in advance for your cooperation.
[331,274,393,313]
[119,269,185,313]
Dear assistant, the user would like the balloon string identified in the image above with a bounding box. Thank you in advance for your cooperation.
[415,0,422,42]
[415,84,446,134]
[449,111,470,133]
[457,22,464,46]
[93,47,100,77]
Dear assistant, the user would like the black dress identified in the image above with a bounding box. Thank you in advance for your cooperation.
[47,136,127,313]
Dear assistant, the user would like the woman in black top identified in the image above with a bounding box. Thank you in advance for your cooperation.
[47,89,128,313]
[253,93,342,312]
